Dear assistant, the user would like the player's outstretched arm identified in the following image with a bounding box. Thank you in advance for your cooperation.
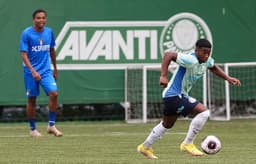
[160,51,177,88]
[209,65,241,86]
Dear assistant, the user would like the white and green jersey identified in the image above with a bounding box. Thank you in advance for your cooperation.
[162,52,214,98]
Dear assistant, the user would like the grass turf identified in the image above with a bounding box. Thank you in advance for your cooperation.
[0,119,255,164]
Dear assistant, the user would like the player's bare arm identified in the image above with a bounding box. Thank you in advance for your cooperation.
[209,65,241,86]
[21,51,41,81]
[50,48,58,80]
[160,51,178,88]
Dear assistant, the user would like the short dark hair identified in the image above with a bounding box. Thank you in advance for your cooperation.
[32,9,47,18]
[196,39,212,49]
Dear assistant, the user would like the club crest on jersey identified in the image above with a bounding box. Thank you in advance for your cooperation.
[160,12,213,55]
[39,39,43,45]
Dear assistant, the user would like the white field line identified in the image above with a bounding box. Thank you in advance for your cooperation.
[0,132,186,138]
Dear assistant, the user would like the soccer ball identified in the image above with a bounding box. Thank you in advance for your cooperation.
[201,135,221,155]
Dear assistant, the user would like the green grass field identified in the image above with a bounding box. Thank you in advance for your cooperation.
[0,119,255,164]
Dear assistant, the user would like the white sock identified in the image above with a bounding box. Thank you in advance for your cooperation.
[183,110,210,144]
[143,121,168,148]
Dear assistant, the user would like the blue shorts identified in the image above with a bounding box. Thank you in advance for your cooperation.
[163,94,199,117]
[24,71,58,97]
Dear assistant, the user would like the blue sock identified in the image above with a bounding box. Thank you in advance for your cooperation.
[48,111,56,126]
[29,118,36,131]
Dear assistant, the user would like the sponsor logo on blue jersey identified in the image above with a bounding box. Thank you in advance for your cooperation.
[31,44,50,52]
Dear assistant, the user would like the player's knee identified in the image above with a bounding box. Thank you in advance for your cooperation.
[162,121,175,129]
[48,91,58,98]
[201,110,210,119]
[28,97,36,104]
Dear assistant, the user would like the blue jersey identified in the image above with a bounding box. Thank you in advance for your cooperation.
[162,52,214,98]
[19,26,56,75]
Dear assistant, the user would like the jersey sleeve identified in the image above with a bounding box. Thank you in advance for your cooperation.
[206,56,215,68]
[176,52,198,68]
[19,31,29,52]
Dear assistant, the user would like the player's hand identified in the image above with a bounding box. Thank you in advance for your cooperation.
[53,69,58,80]
[32,71,41,81]
[159,75,168,88]
[228,77,241,86]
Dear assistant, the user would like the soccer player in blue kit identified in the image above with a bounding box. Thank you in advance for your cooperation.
[20,9,62,137]
[137,39,241,158]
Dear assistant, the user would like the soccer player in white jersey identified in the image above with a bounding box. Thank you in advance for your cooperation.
[19,9,62,137]
[137,39,241,159]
